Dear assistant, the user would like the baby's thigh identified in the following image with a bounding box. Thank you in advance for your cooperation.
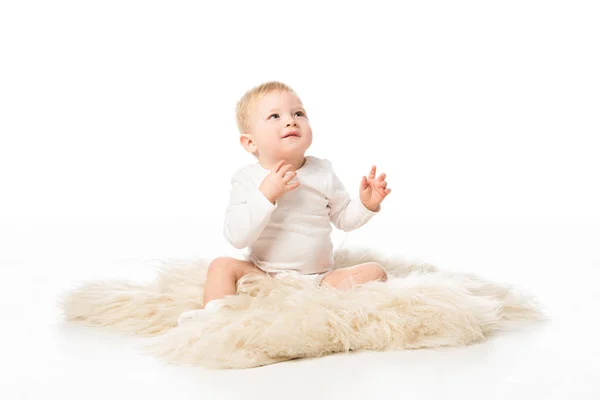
[321,262,387,289]
[210,257,265,280]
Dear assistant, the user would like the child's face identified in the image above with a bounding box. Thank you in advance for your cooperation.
[244,90,313,163]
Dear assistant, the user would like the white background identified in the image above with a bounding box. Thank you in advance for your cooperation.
[1,1,599,399]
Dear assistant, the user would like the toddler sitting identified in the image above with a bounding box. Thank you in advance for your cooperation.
[179,81,392,324]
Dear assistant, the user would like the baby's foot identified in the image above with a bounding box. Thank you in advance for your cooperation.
[177,309,207,325]
[177,299,226,326]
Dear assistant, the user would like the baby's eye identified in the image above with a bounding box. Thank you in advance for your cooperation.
[268,113,280,119]
[295,111,305,117]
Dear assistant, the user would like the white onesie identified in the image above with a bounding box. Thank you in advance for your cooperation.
[223,155,379,274]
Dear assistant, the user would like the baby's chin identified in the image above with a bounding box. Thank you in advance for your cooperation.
[273,145,309,158]
[282,136,311,147]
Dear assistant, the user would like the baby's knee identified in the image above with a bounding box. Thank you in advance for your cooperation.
[364,262,388,281]
[207,257,261,280]
[207,257,238,275]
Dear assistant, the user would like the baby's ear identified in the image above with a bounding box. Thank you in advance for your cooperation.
[240,133,257,154]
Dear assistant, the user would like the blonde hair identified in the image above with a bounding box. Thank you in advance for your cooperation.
[235,81,295,134]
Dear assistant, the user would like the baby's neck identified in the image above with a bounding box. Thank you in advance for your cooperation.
[259,155,306,171]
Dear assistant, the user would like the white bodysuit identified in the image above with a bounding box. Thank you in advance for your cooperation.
[223,155,379,274]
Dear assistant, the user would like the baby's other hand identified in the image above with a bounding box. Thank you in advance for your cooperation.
[359,165,391,212]
[259,160,300,204]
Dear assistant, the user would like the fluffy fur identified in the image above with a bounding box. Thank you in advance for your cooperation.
[60,247,545,369]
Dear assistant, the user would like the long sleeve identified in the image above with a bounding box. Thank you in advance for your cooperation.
[328,163,379,232]
[223,173,277,249]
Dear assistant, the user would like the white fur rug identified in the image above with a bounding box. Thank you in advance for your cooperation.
[61,247,545,369]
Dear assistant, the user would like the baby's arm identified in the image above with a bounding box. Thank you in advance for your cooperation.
[328,163,379,232]
[223,174,277,249]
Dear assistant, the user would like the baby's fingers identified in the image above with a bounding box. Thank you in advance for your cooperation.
[278,163,294,177]
[272,159,287,173]
[368,165,377,179]
[285,181,300,191]
[283,171,297,182]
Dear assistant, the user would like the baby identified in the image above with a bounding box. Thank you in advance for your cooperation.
[178,81,392,324]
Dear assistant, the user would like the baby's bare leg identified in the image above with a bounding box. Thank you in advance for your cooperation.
[203,257,265,305]
[321,262,387,290]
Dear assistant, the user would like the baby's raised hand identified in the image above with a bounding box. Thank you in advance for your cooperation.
[259,159,300,204]
[359,165,391,212]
